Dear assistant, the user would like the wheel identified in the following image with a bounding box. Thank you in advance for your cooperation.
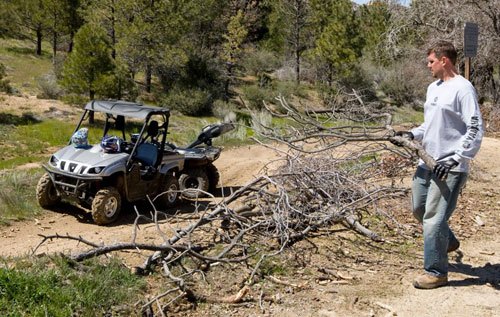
[206,163,220,192]
[157,174,180,208]
[91,187,122,225]
[36,173,61,207]
[178,167,209,199]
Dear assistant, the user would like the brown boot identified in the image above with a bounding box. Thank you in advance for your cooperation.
[413,273,448,289]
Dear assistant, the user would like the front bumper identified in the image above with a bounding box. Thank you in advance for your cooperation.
[43,164,102,199]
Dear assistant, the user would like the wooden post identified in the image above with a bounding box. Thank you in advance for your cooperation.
[464,57,471,80]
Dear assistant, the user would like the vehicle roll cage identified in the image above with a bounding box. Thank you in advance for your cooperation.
[71,100,172,168]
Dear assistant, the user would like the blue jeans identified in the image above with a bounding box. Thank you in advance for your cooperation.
[411,166,467,277]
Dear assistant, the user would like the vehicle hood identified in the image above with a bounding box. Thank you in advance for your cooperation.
[48,144,129,175]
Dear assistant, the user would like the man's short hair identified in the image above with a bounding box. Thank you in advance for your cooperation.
[427,40,457,65]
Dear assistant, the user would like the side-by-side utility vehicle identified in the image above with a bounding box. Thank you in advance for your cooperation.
[36,100,184,225]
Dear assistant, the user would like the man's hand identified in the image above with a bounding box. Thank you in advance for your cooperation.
[390,131,414,147]
[433,158,459,180]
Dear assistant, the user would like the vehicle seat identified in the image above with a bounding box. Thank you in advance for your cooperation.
[135,143,158,167]
[145,120,159,143]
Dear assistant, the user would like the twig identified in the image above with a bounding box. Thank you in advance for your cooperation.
[375,301,397,317]
[214,285,250,304]
[266,275,302,288]
[32,233,100,255]
[142,287,181,310]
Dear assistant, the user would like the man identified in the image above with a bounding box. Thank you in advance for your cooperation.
[392,40,483,289]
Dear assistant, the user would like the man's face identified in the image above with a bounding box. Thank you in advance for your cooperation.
[427,52,444,79]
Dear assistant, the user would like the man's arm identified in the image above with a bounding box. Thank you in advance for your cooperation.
[410,123,426,142]
[451,91,483,163]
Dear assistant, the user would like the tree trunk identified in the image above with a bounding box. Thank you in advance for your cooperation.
[111,5,116,59]
[295,48,300,84]
[52,31,58,64]
[294,3,301,85]
[68,31,74,53]
[36,24,43,56]
[327,64,333,87]
[225,63,233,99]
[145,63,152,93]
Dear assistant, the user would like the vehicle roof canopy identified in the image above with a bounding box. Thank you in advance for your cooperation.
[84,100,169,119]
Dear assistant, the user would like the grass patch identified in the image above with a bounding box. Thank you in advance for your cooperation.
[166,114,216,146]
[0,255,146,316]
[392,106,424,126]
[0,118,76,224]
[0,38,53,95]
[0,119,74,170]
[258,256,290,277]
[0,169,44,225]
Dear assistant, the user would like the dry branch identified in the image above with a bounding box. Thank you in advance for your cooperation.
[33,233,100,255]
[266,275,303,289]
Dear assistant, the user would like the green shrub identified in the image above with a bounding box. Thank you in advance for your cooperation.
[241,49,280,76]
[251,110,273,135]
[241,81,308,111]
[36,72,63,99]
[241,84,274,110]
[0,62,13,94]
[375,58,427,107]
[274,80,308,99]
[95,62,139,101]
[162,87,213,116]
[212,99,239,121]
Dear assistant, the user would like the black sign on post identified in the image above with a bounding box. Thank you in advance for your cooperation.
[464,22,479,57]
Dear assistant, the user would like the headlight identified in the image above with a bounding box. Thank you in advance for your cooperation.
[49,156,59,166]
[88,166,104,174]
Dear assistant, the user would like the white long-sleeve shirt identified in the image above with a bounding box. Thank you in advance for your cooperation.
[411,75,483,172]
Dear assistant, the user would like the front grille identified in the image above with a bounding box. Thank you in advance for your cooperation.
[54,174,78,186]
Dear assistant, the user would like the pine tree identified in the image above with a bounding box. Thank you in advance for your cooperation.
[3,0,46,55]
[358,1,392,65]
[42,0,70,62]
[309,0,365,84]
[222,10,248,96]
[266,0,311,83]
[60,24,114,101]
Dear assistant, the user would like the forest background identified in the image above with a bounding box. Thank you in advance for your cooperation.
[1,0,499,115]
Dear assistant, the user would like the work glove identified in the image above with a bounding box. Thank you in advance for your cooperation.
[390,131,414,147]
[433,158,459,181]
